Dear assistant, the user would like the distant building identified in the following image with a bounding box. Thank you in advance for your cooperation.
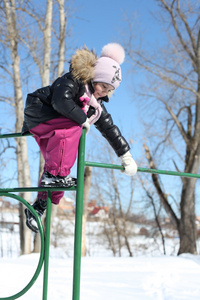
[88,200,109,220]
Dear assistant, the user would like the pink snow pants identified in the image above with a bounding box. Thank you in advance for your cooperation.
[30,117,83,204]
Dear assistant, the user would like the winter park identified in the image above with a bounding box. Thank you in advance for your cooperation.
[0,0,200,299]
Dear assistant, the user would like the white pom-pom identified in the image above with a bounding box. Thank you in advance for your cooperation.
[101,43,125,65]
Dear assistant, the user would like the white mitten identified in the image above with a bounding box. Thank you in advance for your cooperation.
[82,118,90,134]
[120,151,137,176]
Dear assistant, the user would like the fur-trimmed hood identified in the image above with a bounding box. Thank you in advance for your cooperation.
[70,47,97,84]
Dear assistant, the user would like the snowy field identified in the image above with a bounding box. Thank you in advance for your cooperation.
[1,213,200,299]
[1,253,200,299]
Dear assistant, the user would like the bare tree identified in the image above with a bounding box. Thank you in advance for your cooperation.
[139,171,167,255]
[1,0,32,254]
[124,0,200,254]
[90,141,136,257]
[19,0,69,252]
[0,0,70,254]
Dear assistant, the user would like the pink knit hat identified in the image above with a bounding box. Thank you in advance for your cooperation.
[93,43,125,89]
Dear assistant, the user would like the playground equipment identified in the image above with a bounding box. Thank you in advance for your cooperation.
[1,129,200,300]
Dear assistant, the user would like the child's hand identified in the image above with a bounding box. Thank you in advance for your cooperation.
[82,118,90,134]
[120,151,137,176]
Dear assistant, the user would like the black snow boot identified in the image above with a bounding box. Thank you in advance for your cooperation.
[25,198,47,233]
[40,171,77,188]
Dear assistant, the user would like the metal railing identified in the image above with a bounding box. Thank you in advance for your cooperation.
[1,129,200,300]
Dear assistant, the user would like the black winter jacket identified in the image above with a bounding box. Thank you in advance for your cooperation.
[22,72,130,157]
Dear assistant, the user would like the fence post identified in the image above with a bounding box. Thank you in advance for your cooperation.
[72,129,86,300]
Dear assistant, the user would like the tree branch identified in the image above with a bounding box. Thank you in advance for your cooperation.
[143,143,180,230]
[158,97,189,144]
[160,0,196,66]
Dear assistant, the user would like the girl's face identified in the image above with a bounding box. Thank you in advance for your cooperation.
[93,82,114,99]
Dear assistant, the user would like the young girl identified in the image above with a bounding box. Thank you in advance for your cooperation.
[22,43,137,233]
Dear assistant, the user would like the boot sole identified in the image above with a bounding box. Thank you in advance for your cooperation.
[24,208,39,234]
[40,182,77,188]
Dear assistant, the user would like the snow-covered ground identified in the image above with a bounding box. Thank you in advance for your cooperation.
[1,212,200,299]
[1,253,200,299]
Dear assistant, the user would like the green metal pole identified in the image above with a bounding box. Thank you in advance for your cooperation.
[72,129,86,300]
[137,167,200,179]
[0,133,32,139]
[43,190,52,300]
[85,161,200,179]
[0,193,45,300]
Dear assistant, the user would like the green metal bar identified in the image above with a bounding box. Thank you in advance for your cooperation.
[85,161,123,170]
[85,161,200,179]
[0,187,76,193]
[1,130,200,300]
[137,167,200,179]
[0,133,32,139]
[72,129,86,300]
[43,190,52,300]
[1,132,199,179]
[0,132,80,300]
[0,193,45,300]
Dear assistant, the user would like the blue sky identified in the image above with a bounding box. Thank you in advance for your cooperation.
[60,0,200,215]
[1,0,162,163]
[66,0,162,161]
[14,0,163,182]
[1,0,169,185]
[69,0,160,50]
[2,0,195,215]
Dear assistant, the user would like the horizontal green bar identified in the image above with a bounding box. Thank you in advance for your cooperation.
[85,161,122,170]
[1,133,200,180]
[85,161,200,179]
[0,186,76,193]
[0,133,32,139]
[138,167,200,179]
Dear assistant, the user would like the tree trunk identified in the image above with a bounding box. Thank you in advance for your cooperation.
[82,166,92,257]
[178,179,197,254]
[3,0,32,254]
[32,0,68,252]
[125,0,200,255]
[32,0,53,253]
[144,143,180,229]
[42,0,53,86]
[1,0,69,255]
[56,0,66,77]
[178,130,200,254]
